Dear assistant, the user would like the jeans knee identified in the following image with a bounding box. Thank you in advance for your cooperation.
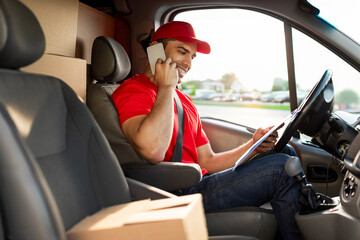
[274,153,293,165]
[254,153,293,177]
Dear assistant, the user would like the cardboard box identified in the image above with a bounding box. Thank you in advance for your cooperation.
[76,2,115,64]
[20,0,79,57]
[66,194,208,240]
[22,54,87,102]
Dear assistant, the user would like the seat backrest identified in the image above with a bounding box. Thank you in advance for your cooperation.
[87,36,144,164]
[0,0,131,238]
[0,95,65,240]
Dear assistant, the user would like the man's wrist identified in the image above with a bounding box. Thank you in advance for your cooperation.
[247,138,259,154]
[158,84,176,91]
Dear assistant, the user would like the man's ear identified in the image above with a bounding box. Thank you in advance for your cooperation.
[149,41,159,46]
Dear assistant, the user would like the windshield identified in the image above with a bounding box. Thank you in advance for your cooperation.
[174,6,360,130]
[309,0,360,45]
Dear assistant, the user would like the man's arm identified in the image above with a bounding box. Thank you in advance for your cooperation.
[197,127,278,174]
[122,58,179,164]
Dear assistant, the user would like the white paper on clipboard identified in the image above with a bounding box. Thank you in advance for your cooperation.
[232,109,299,170]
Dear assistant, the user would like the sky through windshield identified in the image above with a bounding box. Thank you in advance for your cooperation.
[175,3,360,95]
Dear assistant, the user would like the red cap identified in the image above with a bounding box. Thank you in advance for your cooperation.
[150,21,211,54]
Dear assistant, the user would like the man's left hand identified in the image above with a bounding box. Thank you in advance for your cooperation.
[252,126,279,153]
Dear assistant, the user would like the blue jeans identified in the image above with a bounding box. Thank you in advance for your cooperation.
[183,145,302,240]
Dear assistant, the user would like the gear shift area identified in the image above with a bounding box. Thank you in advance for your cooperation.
[285,157,338,214]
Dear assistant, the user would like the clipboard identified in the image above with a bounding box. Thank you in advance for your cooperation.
[232,109,299,170]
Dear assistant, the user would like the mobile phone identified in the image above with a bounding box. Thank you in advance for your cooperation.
[147,43,166,75]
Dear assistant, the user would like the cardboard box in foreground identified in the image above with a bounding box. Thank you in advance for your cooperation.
[67,194,208,240]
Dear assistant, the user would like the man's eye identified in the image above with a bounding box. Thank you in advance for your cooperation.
[179,51,186,55]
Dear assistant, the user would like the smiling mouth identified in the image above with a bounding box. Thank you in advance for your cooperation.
[176,67,187,78]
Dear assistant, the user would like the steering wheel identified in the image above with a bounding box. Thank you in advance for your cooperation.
[274,69,334,152]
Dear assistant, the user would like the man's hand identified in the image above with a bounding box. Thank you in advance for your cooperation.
[252,126,279,153]
[150,58,179,89]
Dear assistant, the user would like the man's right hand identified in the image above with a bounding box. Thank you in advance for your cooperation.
[150,58,179,89]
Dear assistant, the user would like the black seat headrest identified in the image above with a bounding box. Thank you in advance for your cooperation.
[91,36,131,84]
[0,4,6,52]
[0,0,45,69]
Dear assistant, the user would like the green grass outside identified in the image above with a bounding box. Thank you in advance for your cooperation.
[192,100,291,111]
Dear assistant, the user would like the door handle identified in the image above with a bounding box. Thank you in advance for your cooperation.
[307,165,337,182]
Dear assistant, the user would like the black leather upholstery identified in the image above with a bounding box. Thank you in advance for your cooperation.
[0,0,44,69]
[0,5,6,51]
[206,207,276,238]
[88,37,143,163]
[91,36,131,83]
[87,83,142,163]
[0,99,66,240]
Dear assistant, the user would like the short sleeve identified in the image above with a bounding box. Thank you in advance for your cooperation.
[195,119,209,147]
[111,79,156,127]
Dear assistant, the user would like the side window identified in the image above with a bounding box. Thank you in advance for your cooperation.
[175,9,290,129]
[292,29,360,116]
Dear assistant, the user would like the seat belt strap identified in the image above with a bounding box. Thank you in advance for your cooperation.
[172,91,184,162]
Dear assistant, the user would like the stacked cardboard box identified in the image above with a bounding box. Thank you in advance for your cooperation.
[20,0,87,102]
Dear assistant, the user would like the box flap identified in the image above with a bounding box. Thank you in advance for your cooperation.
[143,194,201,211]
[124,206,188,225]
[67,199,150,234]
[124,195,202,225]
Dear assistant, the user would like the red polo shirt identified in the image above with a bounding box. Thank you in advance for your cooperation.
[111,73,209,175]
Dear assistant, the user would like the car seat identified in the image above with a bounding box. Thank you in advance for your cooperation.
[0,0,261,239]
[86,36,278,239]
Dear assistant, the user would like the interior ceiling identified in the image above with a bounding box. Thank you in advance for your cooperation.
[80,0,116,14]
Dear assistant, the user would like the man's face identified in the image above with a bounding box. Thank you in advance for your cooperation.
[163,40,197,83]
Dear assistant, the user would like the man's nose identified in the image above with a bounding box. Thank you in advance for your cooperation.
[183,55,192,69]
